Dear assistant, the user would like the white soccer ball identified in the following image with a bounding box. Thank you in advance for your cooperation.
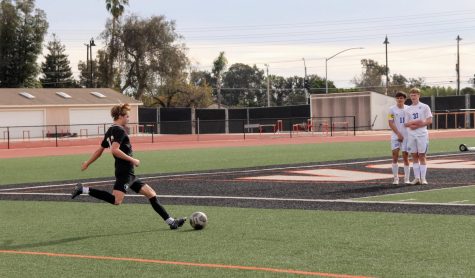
[190,211,208,230]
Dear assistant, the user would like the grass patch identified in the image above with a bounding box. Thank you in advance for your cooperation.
[356,185,475,204]
[1,200,474,277]
[1,137,473,186]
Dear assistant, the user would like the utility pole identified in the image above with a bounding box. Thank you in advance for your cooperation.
[89,38,95,88]
[456,35,462,96]
[265,64,270,107]
[85,38,96,88]
[84,43,89,87]
[302,58,308,104]
[383,35,389,95]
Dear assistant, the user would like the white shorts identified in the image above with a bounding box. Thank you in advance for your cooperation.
[391,138,408,152]
[407,134,429,154]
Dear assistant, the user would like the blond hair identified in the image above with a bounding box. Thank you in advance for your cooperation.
[409,88,421,95]
[111,103,130,120]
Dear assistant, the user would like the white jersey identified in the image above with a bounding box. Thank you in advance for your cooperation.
[388,104,408,140]
[404,102,433,136]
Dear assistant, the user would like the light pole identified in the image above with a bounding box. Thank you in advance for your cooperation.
[325,47,364,94]
[456,35,462,96]
[383,36,389,95]
[89,38,96,88]
[302,58,308,103]
[84,43,90,87]
[84,38,96,88]
[265,64,270,107]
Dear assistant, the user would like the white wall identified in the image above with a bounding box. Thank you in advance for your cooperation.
[0,110,45,139]
[69,108,111,136]
[370,92,396,130]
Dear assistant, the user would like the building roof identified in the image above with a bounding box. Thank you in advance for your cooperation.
[0,88,142,107]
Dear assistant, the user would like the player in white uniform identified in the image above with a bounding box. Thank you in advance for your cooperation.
[388,92,410,185]
[404,88,433,185]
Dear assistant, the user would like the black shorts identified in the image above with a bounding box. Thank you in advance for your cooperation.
[113,174,145,193]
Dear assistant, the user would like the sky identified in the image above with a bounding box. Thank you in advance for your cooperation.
[35,0,475,89]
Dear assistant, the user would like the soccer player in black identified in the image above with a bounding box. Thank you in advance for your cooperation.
[71,103,186,229]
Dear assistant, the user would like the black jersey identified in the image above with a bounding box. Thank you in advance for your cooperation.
[101,124,134,174]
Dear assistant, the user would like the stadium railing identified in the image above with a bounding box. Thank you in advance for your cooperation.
[0,116,358,149]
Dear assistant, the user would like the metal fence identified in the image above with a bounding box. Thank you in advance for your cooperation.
[0,116,357,149]
[433,112,474,129]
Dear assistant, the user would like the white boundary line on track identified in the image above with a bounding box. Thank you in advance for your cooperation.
[1,192,474,207]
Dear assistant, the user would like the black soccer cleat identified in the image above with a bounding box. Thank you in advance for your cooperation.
[169,217,187,230]
[71,183,83,199]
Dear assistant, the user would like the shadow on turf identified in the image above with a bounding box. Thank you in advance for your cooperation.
[0,229,162,250]
[324,184,412,197]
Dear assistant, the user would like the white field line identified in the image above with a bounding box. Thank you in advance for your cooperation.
[1,152,473,193]
[1,192,475,207]
[448,200,470,204]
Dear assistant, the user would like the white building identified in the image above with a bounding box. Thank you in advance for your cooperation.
[310,91,395,130]
[0,88,142,139]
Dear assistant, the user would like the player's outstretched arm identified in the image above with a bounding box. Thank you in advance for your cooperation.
[81,147,105,171]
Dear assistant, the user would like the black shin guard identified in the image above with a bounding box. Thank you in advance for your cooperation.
[89,188,115,204]
[149,196,170,220]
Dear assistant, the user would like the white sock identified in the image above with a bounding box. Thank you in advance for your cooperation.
[404,165,410,181]
[165,217,175,225]
[391,163,399,178]
[83,186,89,194]
[420,164,427,180]
[413,163,420,180]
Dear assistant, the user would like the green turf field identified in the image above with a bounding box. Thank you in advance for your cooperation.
[1,201,474,277]
[1,137,475,277]
[1,137,473,186]
[355,185,475,205]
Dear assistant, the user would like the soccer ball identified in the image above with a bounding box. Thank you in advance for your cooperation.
[189,211,207,230]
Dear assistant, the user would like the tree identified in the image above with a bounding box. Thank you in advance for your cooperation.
[390,73,408,93]
[469,74,475,88]
[222,63,265,107]
[78,59,102,88]
[461,87,475,95]
[104,0,128,88]
[190,70,212,87]
[0,0,48,87]
[95,49,118,88]
[267,75,288,106]
[142,77,212,108]
[77,61,88,87]
[285,76,307,105]
[40,34,76,88]
[407,77,425,88]
[352,59,386,93]
[0,0,18,87]
[119,15,188,100]
[211,51,227,108]
[421,86,455,96]
[78,49,117,89]
[307,74,329,94]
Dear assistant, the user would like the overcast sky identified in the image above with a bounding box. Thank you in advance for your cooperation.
[35,0,475,88]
